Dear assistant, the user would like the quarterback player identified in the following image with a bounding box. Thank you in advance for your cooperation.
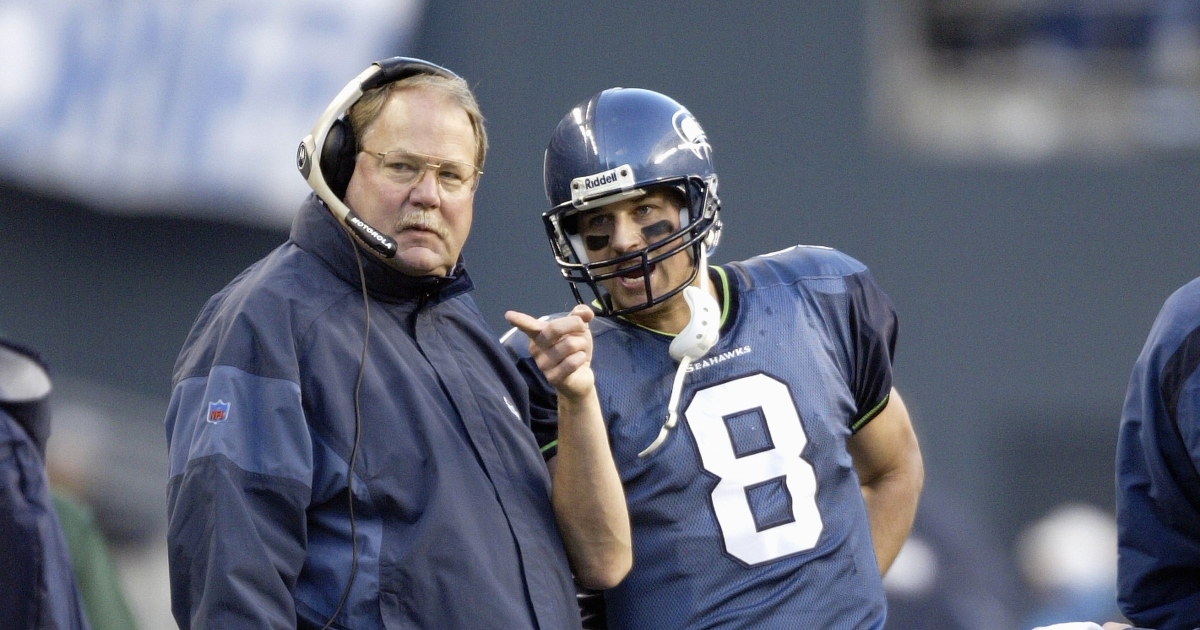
[505,87,924,628]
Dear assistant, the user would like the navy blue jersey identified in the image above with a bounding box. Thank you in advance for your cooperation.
[509,245,898,630]
[1117,276,1200,630]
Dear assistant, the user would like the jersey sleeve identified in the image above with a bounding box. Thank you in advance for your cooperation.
[843,268,899,432]
[500,326,561,461]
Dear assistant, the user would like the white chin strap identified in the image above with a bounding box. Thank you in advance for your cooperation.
[638,249,720,457]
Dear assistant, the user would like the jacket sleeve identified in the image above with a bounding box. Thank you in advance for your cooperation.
[0,411,91,630]
[500,325,561,461]
[165,361,314,629]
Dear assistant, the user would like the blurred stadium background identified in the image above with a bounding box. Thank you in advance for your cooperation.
[1,1,1196,628]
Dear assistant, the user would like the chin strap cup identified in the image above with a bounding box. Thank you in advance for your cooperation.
[668,286,719,361]
[642,257,721,457]
[668,256,720,361]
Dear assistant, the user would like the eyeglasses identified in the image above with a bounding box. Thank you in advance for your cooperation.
[362,148,482,195]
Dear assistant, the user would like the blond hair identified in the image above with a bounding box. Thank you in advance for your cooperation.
[348,73,488,171]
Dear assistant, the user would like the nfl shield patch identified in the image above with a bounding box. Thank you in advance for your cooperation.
[206,400,230,424]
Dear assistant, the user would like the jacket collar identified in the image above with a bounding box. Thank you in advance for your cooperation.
[291,194,474,303]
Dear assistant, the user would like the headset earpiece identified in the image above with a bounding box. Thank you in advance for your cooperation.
[320,118,358,200]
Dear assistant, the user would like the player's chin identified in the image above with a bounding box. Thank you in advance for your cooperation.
[604,284,650,312]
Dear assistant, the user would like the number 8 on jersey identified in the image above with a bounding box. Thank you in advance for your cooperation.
[686,373,823,565]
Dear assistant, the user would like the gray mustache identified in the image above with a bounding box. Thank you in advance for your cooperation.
[396,212,449,239]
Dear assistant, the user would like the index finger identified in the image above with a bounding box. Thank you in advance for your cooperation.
[504,310,546,336]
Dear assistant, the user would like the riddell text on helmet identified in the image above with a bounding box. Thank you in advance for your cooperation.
[583,171,618,189]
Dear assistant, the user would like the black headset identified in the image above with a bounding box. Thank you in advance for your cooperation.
[296,57,462,259]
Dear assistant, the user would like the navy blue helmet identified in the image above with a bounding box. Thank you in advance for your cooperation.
[542,88,722,316]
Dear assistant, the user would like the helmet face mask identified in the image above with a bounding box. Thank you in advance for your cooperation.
[542,88,722,317]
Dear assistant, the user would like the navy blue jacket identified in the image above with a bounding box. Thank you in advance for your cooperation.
[0,338,90,630]
[1117,276,1200,630]
[166,196,581,629]
[0,408,91,630]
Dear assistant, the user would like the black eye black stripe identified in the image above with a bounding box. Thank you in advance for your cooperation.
[584,220,673,252]
[641,220,672,240]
